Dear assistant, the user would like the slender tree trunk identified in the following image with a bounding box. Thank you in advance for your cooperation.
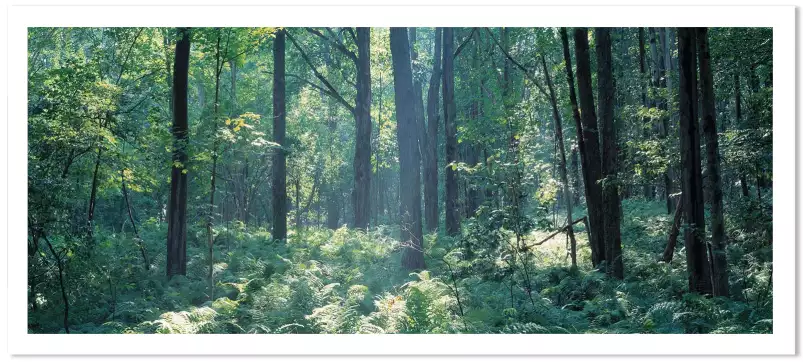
[573,27,606,268]
[353,28,372,229]
[391,28,425,270]
[272,29,288,242]
[443,28,460,236]
[560,28,591,224]
[207,28,224,291]
[86,146,102,238]
[659,27,674,214]
[121,168,149,270]
[43,234,69,333]
[677,27,712,294]
[166,27,191,279]
[424,27,442,232]
[541,55,577,267]
[697,27,729,297]
[596,28,623,279]
[734,72,750,198]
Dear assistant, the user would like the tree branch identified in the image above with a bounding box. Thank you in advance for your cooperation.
[306,27,358,64]
[453,28,478,59]
[484,28,549,97]
[286,31,355,114]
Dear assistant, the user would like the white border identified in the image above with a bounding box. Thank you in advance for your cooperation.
[5,3,795,356]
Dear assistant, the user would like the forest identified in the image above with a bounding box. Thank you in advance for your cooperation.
[27,27,773,334]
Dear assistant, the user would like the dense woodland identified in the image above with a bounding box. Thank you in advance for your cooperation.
[28,27,773,334]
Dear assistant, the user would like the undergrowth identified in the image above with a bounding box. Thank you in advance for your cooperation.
[28,200,772,334]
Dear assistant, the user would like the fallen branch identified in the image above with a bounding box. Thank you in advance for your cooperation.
[520,216,587,252]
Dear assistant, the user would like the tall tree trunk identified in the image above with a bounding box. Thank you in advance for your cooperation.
[677,27,712,294]
[697,27,729,297]
[541,55,578,267]
[659,27,674,214]
[271,29,288,242]
[573,27,606,268]
[424,27,442,232]
[353,28,372,229]
[166,27,191,279]
[207,28,224,290]
[390,28,425,270]
[560,28,591,224]
[465,30,482,218]
[443,28,460,236]
[596,28,623,279]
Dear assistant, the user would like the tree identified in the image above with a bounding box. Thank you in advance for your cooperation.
[697,27,728,297]
[573,27,606,268]
[560,28,591,218]
[596,27,623,278]
[166,27,191,279]
[353,28,373,229]
[390,27,425,270]
[272,29,288,242]
[442,28,460,236]
[424,28,442,232]
[677,27,712,294]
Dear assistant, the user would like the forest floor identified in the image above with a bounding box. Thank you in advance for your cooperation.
[29,200,772,334]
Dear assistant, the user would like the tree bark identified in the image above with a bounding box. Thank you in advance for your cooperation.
[662,196,683,263]
[424,27,442,232]
[560,28,591,221]
[697,27,729,297]
[272,30,288,242]
[573,28,606,268]
[390,28,425,270]
[443,28,460,236]
[677,27,712,294]
[353,28,372,229]
[166,27,190,279]
[596,28,623,279]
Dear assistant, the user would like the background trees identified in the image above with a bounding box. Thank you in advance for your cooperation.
[27,27,772,335]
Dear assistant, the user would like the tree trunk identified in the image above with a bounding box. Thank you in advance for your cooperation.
[541,55,578,267]
[166,27,190,279]
[207,28,223,288]
[596,28,623,279]
[424,27,442,232]
[271,29,288,242]
[573,27,606,268]
[86,146,102,239]
[697,27,729,297]
[662,196,683,263]
[121,168,149,270]
[560,28,591,224]
[390,28,425,270]
[353,28,372,229]
[659,27,674,214]
[443,28,460,236]
[734,73,750,198]
[677,27,712,294]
